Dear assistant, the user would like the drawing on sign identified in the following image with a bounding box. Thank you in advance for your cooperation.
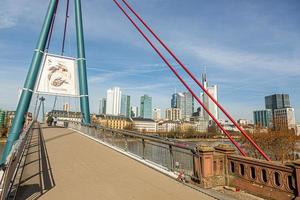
[35,54,78,96]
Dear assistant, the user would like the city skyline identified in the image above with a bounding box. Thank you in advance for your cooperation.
[0,2,299,199]
[0,0,299,122]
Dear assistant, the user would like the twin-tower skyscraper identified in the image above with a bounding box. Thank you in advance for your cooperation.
[201,72,219,121]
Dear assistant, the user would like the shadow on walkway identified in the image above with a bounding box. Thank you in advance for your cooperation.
[44,131,75,143]
[13,123,55,200]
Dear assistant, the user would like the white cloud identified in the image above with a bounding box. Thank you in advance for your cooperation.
[176,41,300,75]
[122,83,171,91]
[0,0,45,29]
[0,14,16,29]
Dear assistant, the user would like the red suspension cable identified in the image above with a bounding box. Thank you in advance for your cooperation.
[112,0,247,157]
[117,0,271,161]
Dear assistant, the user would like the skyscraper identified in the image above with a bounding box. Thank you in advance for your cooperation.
[140,94,152,119]
[253,109,273,128]
[274,108,296,131]
[106,87,121,116]
[265,94,293,130]
[265,94,290,111]
[171,93,177,108]
[182,92,194,119]
[121,95,131,118]
[201,72,219,121]
[99,98,107,114]
[171,92,194,120]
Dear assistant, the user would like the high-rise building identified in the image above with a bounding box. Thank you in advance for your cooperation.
[140,94,152,119]
[171,93,177,108]
[253,109,273,128]
[106,87,122,116]
[264,94,294,130]
[131,106,139,118]
[274,107,296,131]
[183,92,194,119]
[165,108,181,121]
[152,108,161,121]
[99,99,102,114]
[63,103,70,112]
[201,72,218,121]
[207,85,218,119]
[121,95,131,118]
[99,98,107,114]
[171,92,194,120]
[265,94,290,111]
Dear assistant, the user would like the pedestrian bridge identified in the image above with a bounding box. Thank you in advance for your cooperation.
[2,123,216,200]
[1,122,299,200]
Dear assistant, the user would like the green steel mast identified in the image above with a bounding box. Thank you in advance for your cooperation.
[75,0,91,124]
[1,0,59,163]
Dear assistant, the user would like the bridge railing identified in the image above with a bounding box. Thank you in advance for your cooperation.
[227,154,300,200]
[67,121,300,200]
[0,121,34,200]
[68,122,196,179]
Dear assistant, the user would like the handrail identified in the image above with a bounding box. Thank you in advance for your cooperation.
[67,121,197,177]
[70,121,195,152]
[0,121,34,199]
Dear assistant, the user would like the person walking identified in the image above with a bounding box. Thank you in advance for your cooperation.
[47,115,54,126]
[53,116,58,126]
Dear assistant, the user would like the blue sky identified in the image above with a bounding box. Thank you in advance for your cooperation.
[0,0,299,122]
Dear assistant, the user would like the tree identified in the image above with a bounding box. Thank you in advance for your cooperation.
[238,125,300,162]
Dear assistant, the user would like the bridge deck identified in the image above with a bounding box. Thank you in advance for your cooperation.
[16,126,215,200]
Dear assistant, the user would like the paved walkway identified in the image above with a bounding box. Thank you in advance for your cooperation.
[17,126,216,200]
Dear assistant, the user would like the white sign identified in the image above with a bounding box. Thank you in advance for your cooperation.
[35,54,78,96]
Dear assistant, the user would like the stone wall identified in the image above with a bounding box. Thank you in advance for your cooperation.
[192,144,300,200]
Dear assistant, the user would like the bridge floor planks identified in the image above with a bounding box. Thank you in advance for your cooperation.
[36,126,214,200]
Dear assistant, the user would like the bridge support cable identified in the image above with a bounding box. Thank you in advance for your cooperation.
[61,0,70,56]
[114,0,271,161]
[112,0,247,157]
[34,97,45,122]
[46,0,60,52]
[33,93,40,120]
[1,0,59,164]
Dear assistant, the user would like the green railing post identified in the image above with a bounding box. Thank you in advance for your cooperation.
[74,0,91,124]
[1,0,59,164]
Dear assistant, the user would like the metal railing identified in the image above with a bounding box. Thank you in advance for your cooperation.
[0,122,34,200]
[68,122,197,178]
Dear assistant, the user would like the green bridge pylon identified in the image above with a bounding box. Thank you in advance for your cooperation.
[1,0,91,164]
